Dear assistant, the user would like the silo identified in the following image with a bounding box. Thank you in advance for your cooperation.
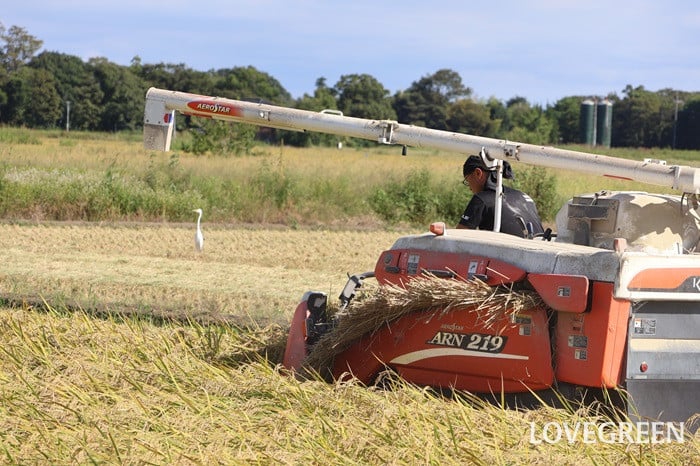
[596,99,613,148]
[580,99,596,145]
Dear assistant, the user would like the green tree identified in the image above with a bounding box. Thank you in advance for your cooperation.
[502,97,554,144]
[446,99,497,137]
[0,73,27,124]
[136,61,216,96]
[19,67,61,127]
[393,69,471,130]
[213,65,292,104]
[0,22,43,123]
[30,52,103,130]
[89,57,147,131]
[334,73,395,120]
[547,96,584,143]
[612,85,664,147]
[420,68,470,102]
[0,23,43,73]
[676,97,700,150]
[0,66,60,127]
[0,84,7,117]
[654,88,688,148]
[485,97,506,137]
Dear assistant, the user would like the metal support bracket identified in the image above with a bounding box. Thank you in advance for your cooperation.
[256,110,269,121]
[378,121,399,144]
[672,165,681,191]
[503,142,520,160]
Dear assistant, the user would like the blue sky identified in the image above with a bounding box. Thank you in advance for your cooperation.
[3,0,699,105]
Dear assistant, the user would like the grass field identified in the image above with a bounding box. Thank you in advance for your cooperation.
[1,129,699,464]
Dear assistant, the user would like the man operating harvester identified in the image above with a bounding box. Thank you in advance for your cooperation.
[457,152,544,238]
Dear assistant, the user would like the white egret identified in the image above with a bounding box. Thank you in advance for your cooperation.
[193,208,204,252]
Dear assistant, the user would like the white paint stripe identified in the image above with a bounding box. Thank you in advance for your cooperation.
[390,348,529,365]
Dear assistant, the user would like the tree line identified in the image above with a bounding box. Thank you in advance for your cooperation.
[1,22,699,150]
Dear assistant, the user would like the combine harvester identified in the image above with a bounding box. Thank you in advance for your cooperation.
[144,87,700,427]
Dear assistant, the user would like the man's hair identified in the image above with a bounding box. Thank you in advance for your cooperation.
[462,155,489,177]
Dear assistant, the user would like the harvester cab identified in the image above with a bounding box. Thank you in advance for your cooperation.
[144,88,700,429]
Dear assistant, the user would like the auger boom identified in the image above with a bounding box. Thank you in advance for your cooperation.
[144,87,700,430]
[145,87,700,193]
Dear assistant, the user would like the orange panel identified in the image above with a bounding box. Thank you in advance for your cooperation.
[528,273,589,313]
[333,304,553,393]
[554,281,630,388]
[628,267,700,290]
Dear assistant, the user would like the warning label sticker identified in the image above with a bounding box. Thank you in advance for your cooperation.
[633,318,656,335]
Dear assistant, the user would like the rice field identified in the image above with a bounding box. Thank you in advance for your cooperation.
[1,221,698,465]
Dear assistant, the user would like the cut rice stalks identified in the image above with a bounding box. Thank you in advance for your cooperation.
[302,275,545,377]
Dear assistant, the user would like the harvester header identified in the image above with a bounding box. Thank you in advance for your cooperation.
[144,87,700,193]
